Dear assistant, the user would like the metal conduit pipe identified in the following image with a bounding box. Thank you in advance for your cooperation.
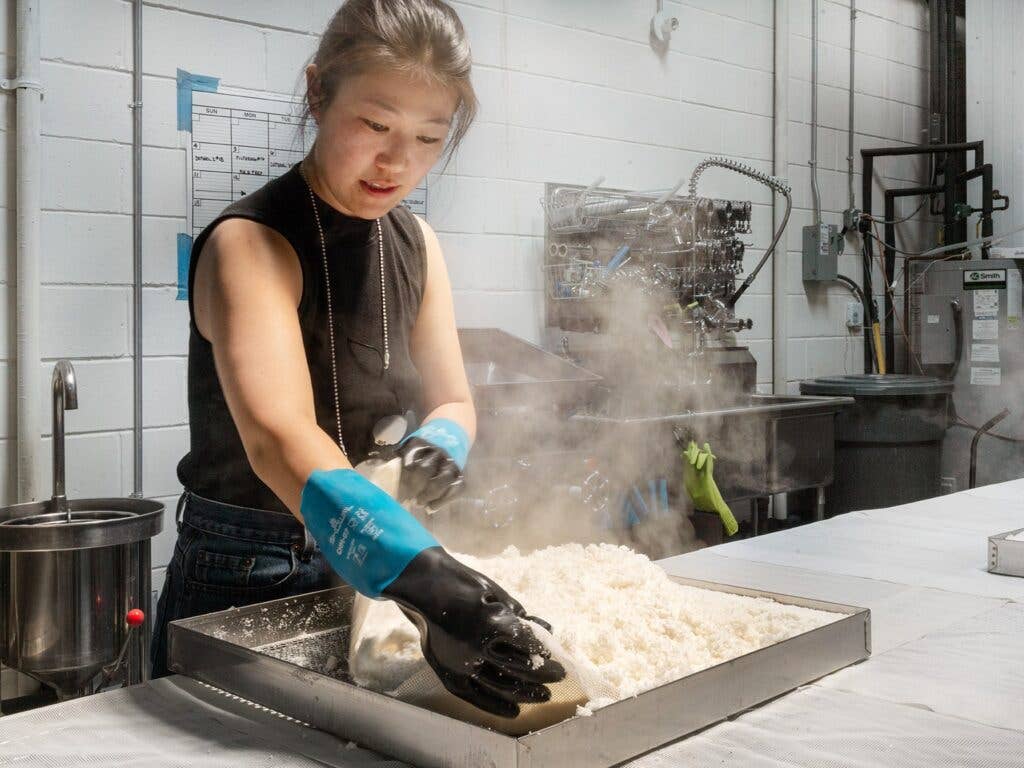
[847,1,856,211]
[956,163,995,258]
[15,0,43,503]
[772,0,789,396]
[6,0,44,703]
[132,0,144,497]
[809,0,822,225]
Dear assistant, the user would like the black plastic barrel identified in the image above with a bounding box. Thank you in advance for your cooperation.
[799,374,953,515]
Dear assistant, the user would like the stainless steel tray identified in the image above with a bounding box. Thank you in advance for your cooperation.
[168,579,871,768]
[989,529,1024,577]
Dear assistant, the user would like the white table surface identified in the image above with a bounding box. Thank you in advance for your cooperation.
[3,481,1023,767]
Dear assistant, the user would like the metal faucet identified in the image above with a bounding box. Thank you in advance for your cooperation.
[52,360,78,521]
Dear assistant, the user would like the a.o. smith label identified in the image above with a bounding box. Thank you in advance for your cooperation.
[963,268,1007,290]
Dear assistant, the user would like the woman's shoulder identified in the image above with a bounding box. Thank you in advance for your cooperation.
[384,205,430,301]
[221,165,305,222]
[386,203,427,248]
[193,167,308,268]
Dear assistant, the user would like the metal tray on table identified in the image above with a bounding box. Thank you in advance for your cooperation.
[989,529,1024,577]
[168,579,870,768]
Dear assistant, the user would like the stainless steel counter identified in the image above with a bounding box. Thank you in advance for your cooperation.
[3,481,1024,767]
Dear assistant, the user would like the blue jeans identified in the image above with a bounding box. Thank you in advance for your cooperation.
[150,490,337,678]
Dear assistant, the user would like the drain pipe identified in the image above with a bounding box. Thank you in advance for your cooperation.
[131,0,144,498]
[12,0,43,502]
[772,0,789,396]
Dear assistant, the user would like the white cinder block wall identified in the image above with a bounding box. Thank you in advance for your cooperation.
[967,0,1024,247]
[0,0,932,579]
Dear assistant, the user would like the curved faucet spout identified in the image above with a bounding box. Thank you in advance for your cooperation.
[52,360,78,518]
[53,360,78,411]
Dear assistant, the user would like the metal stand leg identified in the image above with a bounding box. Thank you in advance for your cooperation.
[751,499,759,537]
[121,538,150,688]
[139,540,151,685]
[815,486,826,521]
[122,542,138,688]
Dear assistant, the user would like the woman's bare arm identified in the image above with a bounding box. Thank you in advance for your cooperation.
[193,217,349,519]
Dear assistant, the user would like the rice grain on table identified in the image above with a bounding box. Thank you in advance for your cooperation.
[354,543,839,710]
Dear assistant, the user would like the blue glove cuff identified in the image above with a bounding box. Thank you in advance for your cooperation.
[300,468,439,597]
[403,417,470,470]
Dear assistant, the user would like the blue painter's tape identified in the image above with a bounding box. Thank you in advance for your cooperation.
[176,68,220,132]
[177,233,193,300]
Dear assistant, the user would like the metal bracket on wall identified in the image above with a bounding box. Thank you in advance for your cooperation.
[0,77,43,94]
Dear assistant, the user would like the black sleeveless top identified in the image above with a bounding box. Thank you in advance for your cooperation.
[177,164,426,513]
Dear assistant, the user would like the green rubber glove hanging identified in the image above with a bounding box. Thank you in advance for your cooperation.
[683,441,739,536]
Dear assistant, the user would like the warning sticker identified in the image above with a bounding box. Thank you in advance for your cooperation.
[974,289,999,318]
[970,367,1001,386]
[973,319,999,340]
[927,314,940,324]
[971,343,1000,363]
[1009,268,1022,329]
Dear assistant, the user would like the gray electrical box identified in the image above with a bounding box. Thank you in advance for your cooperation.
[802,223,839,282]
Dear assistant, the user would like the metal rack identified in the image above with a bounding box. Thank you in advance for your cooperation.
[542,181,755,339]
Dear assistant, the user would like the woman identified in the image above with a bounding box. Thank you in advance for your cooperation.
[151,0,563,718]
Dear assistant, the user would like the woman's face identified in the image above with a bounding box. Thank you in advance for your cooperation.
[308,68,458,219]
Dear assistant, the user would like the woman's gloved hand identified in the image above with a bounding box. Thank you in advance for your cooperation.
[300,467,564,718]
[383,547,565,718]
[397,418,470,507]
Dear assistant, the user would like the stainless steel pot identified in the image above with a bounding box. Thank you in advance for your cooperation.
[1,501,163,698]
[0,362,164,700]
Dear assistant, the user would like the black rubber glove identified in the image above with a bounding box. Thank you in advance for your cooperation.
[382,546,566,718]
[397,437,465,507]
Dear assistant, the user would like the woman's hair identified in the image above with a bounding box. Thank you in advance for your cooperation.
[301,0,477,162]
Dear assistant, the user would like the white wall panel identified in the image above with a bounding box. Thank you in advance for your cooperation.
[0,0,932,577]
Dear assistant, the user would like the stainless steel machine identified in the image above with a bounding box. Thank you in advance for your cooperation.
[907,255,1024,490]
[529,158,850,541]
[0,361,163,709]
[541,162,771,397]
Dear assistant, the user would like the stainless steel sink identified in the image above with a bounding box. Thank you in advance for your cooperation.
[572,394,855,502]
[583,394,854,422]
[459,328,602,411]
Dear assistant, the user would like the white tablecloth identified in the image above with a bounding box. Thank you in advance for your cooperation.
[3,481,1024,766]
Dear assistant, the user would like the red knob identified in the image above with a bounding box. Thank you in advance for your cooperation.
[126,608,145,627]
